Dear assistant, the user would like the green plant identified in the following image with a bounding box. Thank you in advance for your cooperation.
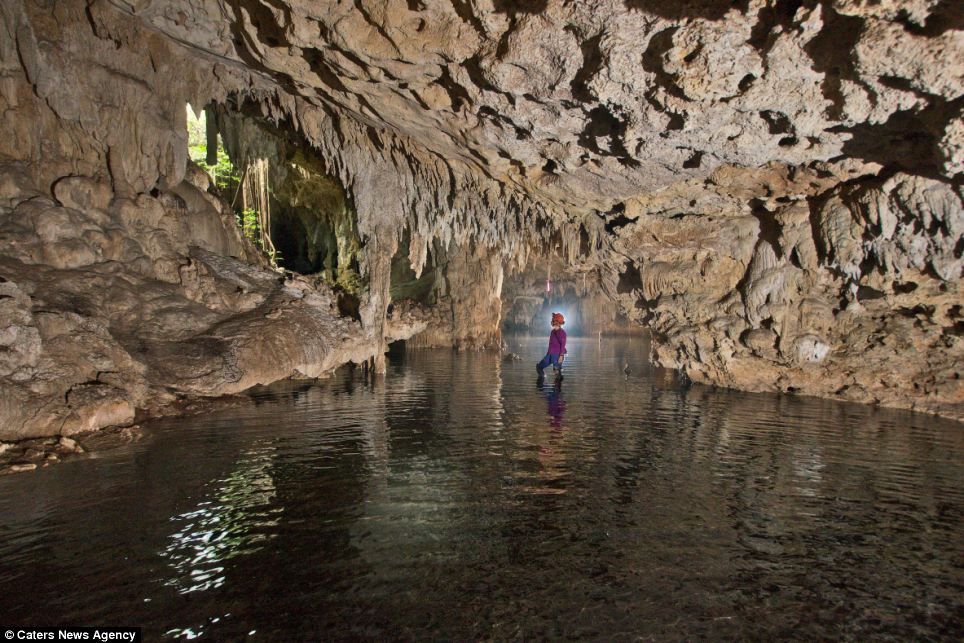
[187,106,206,147]
[186,106,241,195]
[189,141,239,194]
[238,208,261,247]
[334,268,367,296]
[188,107,285,269]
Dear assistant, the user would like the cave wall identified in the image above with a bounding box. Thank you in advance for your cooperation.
[0,0,433,440]
[603,165,962,418]
[0,0,960,427]
[408,241,505,350]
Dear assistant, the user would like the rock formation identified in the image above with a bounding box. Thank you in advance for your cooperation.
[0,0,960,443]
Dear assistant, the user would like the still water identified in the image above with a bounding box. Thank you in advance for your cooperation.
[0,336,962,640]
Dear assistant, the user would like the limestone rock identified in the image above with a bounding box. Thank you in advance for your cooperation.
[60,384,135,436]
[52,176,113,212]
[742,328,778,358]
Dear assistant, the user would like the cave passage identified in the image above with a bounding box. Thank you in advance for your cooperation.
[0,0,961,637]
[188,100,370,290]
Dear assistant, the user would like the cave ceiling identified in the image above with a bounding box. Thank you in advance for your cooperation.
[110,0,964,216]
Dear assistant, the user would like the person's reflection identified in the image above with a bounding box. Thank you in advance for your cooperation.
[546,381,566,428]
[534,377,566,429]
[533,379,567,478]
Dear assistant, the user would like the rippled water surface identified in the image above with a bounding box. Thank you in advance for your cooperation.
[1,336,962,640]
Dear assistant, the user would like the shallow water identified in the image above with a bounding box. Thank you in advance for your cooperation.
[1,336,962,640]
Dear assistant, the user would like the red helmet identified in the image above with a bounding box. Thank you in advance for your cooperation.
[551,312,565,325]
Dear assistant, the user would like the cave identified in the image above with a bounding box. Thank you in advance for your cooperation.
[0,0,961,638]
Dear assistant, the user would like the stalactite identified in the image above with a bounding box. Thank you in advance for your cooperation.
[0,0,957,437]
[204,105,218,167]
[256,91,575,282]
[213,89,598,357]
[359,233,395,372]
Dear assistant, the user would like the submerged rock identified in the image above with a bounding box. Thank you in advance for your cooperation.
[6,463,37,474]
[57,437,82,453]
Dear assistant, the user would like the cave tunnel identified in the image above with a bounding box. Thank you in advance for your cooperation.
[0,1,961,639]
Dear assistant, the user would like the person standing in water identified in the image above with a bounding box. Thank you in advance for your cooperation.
[536,312,567,381]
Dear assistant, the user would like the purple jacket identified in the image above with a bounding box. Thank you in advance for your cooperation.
[547,328,567,355]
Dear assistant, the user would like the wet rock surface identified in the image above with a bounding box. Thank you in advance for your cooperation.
[0,427,137,476]
[0,171,431,441]
[0,0,960,443]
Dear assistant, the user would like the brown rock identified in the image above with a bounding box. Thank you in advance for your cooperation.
[742,328,778,358]
[52,176,113,212]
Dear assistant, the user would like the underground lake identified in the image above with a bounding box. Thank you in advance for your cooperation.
[1,337,961,639]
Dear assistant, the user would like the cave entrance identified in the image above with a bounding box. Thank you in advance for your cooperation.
[184,100,367,297]
[185,104,276,260]
[264,154,361,284]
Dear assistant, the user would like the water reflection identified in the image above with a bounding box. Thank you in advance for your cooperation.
[162,443,281,595]
[535,375,567,430]
[0,337,961,640]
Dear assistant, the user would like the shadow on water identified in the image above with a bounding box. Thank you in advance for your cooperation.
[0,336,961,639]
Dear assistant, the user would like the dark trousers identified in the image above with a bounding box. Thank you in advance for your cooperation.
[537,353,563,375]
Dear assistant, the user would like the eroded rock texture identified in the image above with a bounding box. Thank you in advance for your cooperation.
[0,166,430,440]
[0,0,961,440]
[0,0,434,440]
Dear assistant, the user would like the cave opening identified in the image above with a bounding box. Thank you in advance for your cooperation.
[264,154,361,286]
[184,99,368,298]
[186,104,278,261]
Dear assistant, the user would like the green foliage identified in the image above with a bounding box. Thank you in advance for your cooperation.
[238,208,260,247]
[334,268,366,296]
[186,106,206,147]
[188,140,239,194]
[188,106,279,263]
[235,208,285,267]
[186,105,240,194]
[209,154,241,193]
